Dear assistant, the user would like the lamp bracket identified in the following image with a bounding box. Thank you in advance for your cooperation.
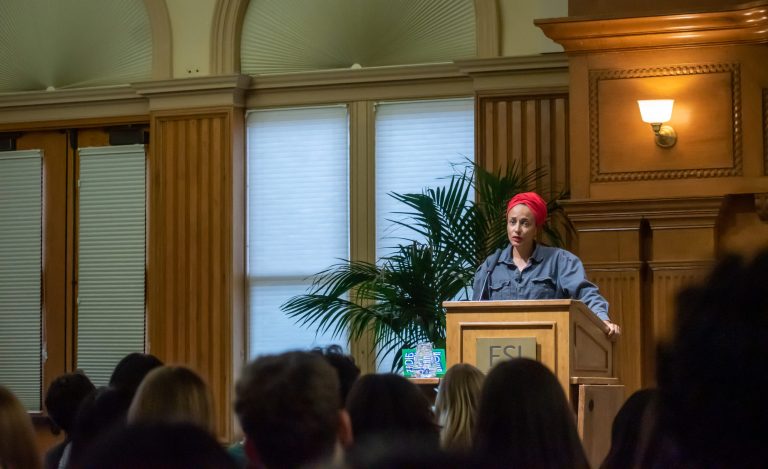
[651,123,677,148]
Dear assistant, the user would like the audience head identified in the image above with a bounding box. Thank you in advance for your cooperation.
[657,251,768,467]
[128,365,214,433]
[600,388,659,469]
[44,371,95,435]
[346,437,481,469]
[346,373,439,448]
[434,363,484,451]
[0,385,41,469]
[79,422,237,469]
[109,352,163,398]
[68,386,132,467]
[235,351,348,469]
[473,358,588,469]
[311,344,361,405]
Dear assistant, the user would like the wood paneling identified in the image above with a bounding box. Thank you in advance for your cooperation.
[16,132,72,398]
[148,108,245,439]
[587,268,642,396]
[648,264,708,344]
[477,94,569,195]
[348,101,376,374]
[564,198,722,391]
[591,64,740,182]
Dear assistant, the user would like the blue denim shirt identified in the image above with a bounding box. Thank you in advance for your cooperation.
[471,243,610,321]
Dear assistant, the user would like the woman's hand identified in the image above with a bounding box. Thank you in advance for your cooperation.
[603,320,621,341]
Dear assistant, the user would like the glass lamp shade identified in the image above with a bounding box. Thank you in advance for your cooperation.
[637,99,674,123]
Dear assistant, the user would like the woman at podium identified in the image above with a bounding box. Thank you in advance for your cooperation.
[471,192,620,339]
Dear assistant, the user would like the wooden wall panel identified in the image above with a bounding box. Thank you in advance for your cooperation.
[648,264,708,345]
[477,95,569,196]
[148,108,243,439]
[16,132,72,397]
[586,268,642,397]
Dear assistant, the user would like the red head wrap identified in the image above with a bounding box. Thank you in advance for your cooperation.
[506,192,547,227]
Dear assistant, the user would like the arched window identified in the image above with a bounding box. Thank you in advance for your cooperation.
[0,0,152,92]
[241,0,476,74]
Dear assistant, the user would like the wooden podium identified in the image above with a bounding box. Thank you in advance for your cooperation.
[443,299,624,467]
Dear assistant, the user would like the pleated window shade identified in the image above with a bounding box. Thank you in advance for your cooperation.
[374,98,475,370]
[247,106,349,358]
[0,150,42,410]
[77,145,146,386]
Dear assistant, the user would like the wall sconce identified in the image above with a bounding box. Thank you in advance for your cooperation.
[637,99,677,148]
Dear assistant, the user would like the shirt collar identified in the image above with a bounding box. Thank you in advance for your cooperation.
[498,242,543,265]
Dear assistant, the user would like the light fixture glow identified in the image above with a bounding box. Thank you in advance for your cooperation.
[637,99,677,148]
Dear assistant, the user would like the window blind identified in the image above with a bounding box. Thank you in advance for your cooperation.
[0,150,42,410]
[374,98,474,370]
[77,145,146,386]
[247,106,349,358]
[375,98,475,255]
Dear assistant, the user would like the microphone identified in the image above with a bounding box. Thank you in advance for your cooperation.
[477,248,503,300]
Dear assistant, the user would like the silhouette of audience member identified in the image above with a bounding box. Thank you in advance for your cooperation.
[234,351,352,469]
[345,437,480,469]
[473,358,589,469]
[0,385,41,469]
[43,372,95,469]
[600,388,659,469]
[311,344,361,405]
[128,365,215,434]
[67,387,132,468]
[346,373,439,451]
[108,352,163,399]
[656,251,768,468]
[434,363,484,452]
[78,422,237,469]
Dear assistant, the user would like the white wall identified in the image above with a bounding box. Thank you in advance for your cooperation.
[165,0,216,77]
[498,0,566,56]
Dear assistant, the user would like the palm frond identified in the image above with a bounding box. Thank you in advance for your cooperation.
[281,159,569,370]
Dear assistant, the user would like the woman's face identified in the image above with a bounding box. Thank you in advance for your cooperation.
[507,204,537,251]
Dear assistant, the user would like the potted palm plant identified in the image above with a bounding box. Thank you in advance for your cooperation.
[282,161,568,370]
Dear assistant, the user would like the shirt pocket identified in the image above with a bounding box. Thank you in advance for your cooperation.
[530,277,557,299]
[488,279,511,299]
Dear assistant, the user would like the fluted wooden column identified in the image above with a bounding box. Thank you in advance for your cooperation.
[138,76,248,440]
[563,200,645,396]
[564,197,725,392]
[645,198,723,345]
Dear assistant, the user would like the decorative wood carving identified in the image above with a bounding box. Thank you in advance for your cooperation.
[589,63,742,182]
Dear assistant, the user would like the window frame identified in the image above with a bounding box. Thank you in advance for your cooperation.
[244,88,476,371]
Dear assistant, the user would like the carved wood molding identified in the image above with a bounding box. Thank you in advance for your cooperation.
[584,261,644,271]
[134,74,251,110]
[536,2,768,53]
[564,196,725,235]
[589,63,742,182]
[648,259,716,272]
